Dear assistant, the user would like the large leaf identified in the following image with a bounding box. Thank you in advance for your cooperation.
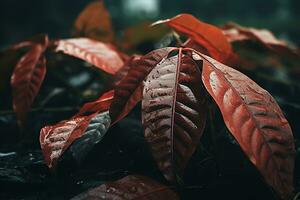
[110,48,173,124]
[71,175,179,200]
[195,51,295,199]
[73,0,114,42]
[55,38,123,74]
[153,14,233,64]
[11,44,47,126]
[40,91,113,168]
[142,49,207,182]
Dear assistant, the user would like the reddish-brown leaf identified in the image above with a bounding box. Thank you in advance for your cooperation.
[195,51,295,199]
[55,38,123,74]
[40,111,111,168]
[73,0,114,43]
[222,23,299,57]
[71,175,179,200]
[142,49,207,182]
[67,111,111,164]
[75,90,114,117]
[113,54,141,86]
[11,44,47,126]
[110,48,173,124]
[153,14,233,64]
[40,115,93,168]
[121,21,169,52]
[40,91,112,168]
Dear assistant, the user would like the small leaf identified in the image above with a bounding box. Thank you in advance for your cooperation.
[40,91,113,168]
[153,14,233,64]
[222,23,299,57]
[67,111,111,164]
[11,44,47,126]
[142,49,207,182]
[55,38,123,74]
[71,175,179,200]
[196,51,295,199]
[40,114,95,168]
[110,48,173,124]
[73,0,114,43]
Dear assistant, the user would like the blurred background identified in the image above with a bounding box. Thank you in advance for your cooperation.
[0,1,299,200]
[0,0,300,47]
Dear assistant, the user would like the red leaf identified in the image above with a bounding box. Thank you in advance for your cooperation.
[222,23,299,57]
[142,49,207,182]
[113,54,141,86]
[71,175,179,200]
[196,51,295,199]
[75,90,114,117]
[40,91,113,168]
[110,48,173,124]
[66,111,111,164]
[153,14,233,64]
[73,0,114,43]
[11,44,47,126]
[55,38,124,74]
[40,114,95,168]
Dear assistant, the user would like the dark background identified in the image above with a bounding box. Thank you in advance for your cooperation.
[0,0,300,47]
[0,0,299,200]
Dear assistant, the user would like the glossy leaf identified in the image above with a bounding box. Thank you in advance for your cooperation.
[55,38,123,74]
[142,49,207,182]
[71,175,179,200]
[40,91,113,168]
[67,111,111,164]
[11,44,47,126]
[110,48,173,124]
[73,0,114,42]
[40,115,94,168]
[196,51,295,199]
[153,14,233,64]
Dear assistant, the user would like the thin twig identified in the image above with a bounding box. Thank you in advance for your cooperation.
[172,30,183,46]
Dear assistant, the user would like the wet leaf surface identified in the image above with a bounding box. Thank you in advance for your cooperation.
[71,175,180,200]
[142,50,207,182]
[197,51,295,199]
[55,38,124,75]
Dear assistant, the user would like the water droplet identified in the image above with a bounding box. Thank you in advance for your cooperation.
[130,186,137,192]
[76,180,84,185]
[140,182,146,187]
